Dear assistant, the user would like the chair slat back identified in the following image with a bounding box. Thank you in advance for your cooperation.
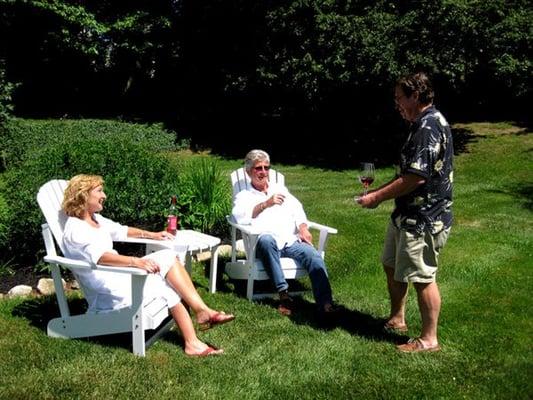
[230,167,285,198]
[37,179,68,255]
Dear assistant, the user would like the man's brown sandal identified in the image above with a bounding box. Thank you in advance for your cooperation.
[397,338,441,353]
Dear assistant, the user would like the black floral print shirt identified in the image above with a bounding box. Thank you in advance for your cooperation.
[392,105,454,234]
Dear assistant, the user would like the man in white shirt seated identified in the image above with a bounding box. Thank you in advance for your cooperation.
[231,149,336,319]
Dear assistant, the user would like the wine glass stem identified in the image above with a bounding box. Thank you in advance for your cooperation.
[363,186,367,196]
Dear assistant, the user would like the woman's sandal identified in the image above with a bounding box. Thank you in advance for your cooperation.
[198,312,235,331]
[187,346,224,357]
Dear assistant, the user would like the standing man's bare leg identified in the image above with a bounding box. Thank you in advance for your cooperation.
[384,265,408,329]
[414,281,440,347]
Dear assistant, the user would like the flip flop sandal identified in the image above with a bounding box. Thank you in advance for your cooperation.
[198,312,236,331]
[187,346,224,357]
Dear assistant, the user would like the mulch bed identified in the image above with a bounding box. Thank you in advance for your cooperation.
[0,265,51,294]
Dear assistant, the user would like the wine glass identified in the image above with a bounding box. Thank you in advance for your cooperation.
[358,162,375,196]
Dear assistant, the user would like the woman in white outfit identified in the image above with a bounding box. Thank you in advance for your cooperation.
[62,174,234,357]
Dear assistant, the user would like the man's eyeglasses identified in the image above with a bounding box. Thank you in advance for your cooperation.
[254,165,271,172]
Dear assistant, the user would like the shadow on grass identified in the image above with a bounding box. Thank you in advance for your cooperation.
[11,288,407,354]
[11,295,182,353]
[283,297,407,345]
[12,295,87,331]
[228,279,407,344]
[510,182,533,211]
[453,126,486,155]
[485,181,533,212]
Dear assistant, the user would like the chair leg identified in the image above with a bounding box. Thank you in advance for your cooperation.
[132,318,146,357]
[246,275,254,301]
[208,245,220,294]
[131,275,146,356]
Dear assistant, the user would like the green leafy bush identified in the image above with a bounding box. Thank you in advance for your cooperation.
[1,133,231,266]
[1,136,181,264]
[2,118,182,170]
[0,181,9,244]
[0,185,15,276]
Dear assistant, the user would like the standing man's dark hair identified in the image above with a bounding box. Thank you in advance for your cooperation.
[396,72,435,105]
[358,72,453,353]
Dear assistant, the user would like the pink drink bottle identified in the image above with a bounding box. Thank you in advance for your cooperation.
[166,195,178,235]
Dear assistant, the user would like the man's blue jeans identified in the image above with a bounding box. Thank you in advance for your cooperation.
[255,234,333,307]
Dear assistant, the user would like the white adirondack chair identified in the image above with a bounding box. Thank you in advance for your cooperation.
[225,168,337,300]
[37,179,176,356]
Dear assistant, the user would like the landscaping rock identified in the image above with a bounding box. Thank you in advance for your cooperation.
[7,285,33,298]
[195,251,212,262]
[69,279,80,290]
[37,278,66,295]
[218,242,245,257]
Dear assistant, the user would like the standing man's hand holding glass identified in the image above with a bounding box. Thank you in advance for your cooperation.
[359,162,375,196]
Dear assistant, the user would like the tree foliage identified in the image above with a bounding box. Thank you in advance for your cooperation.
[250,0,531,118]
[0,0,531,164]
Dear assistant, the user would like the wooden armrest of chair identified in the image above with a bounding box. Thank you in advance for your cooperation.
[43,255,148,275]
[307,220,337,257]
[226,216,262,236]
[118,237,170,246]
[307,221,338,235]
[116,237,175,253]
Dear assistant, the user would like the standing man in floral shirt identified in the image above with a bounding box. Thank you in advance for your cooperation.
[358,72,453,352]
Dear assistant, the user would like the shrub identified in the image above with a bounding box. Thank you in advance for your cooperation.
[0,184,15,277]
[1,136,181,265]
[1,135,232,266]
[0,180,9,244]
[2,118,183,171]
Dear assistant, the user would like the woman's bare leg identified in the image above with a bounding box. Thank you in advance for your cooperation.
[165,260,233,324]
[170,303,222,355]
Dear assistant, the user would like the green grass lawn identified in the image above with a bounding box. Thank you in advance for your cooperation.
[0,122,531,399]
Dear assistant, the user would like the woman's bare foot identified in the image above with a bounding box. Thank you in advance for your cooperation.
[184,340,224,357]
[196,310,235,329]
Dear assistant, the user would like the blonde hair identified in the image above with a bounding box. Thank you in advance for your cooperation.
[62,174,104,218]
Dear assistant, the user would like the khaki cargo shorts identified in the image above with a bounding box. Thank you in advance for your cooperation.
[381,220,450,283]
